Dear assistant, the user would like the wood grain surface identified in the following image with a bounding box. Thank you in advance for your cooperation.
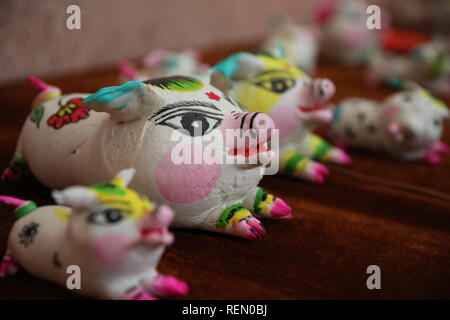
[0,46,449,299]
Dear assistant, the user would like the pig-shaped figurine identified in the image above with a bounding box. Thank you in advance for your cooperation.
[2,74,292,240]
[212,52,351,183]
[327,83,450,164]
[118,48,209,83]
[314,0,386,65]
[366,35,450,99]
[0,168,189,300]
[260,13,319,75]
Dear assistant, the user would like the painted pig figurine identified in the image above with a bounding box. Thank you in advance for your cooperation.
[328,83,450,164]
[0,168,189,300]
[3,74,292,240]
[314,0,385,65]
[118,48,209,82]
[261,14,319,75]
[212,52,351,183]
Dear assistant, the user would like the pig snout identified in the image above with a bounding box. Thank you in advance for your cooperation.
[140,205,174,245]
[221,112,275,148]
[312,78,335,103]
[220,112,275,164]
[299,78,335,107]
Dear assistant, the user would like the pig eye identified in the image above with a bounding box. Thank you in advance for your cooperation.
[158,112,222,136]
[254,78,296,94]
[88,209,124,225]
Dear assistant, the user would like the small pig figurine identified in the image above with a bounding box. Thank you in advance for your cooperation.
[366,36,450,99]
[212,52,351,183]
[118,48,209,82]
[328,83,450,164]
[314,0,385,65]
[261,13,319,75]
[0,168,189,300]
[2,74,292,240]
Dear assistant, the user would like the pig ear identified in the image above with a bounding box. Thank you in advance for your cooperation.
[209,69,233,94]
[212,52,264,83]
[52,187,97,210]
[142,48,168,67]
[112,168,136,187]
[83,81,163,123]
[264,45,286,60]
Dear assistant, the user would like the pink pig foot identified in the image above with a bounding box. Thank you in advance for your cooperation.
[434,142,449,155]
[270,198,293,219]
[424,152,442,166]
[122,286,158,300]
[252,189,292,219]
[233,216,266,239]
[151,274,189,297]
[327,148,352,165]
[308,162,329,184]
[0,254,19,277]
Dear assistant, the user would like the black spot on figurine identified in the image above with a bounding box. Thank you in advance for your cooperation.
[367,124,377,133]
[344,127,355,139]
[18,222,39,247]
[357,112,366,121]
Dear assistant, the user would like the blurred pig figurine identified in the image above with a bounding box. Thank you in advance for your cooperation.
[314,0,386,65]
[261,14,319,75]
[366,36,450,99]
[118,48,209,82]
[0,169,189,300]
[2,74,292,240]
[212,52,351,183]
[328,83,450,164]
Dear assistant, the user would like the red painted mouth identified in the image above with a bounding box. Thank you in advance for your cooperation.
[298,103,327,113]
[140,227,165,239]
[228,143,269,158]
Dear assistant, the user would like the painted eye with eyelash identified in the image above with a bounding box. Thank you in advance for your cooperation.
[158,111,222,137]
[254,77,296,94]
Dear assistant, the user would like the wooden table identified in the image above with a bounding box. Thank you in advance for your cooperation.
[1,45,449,299]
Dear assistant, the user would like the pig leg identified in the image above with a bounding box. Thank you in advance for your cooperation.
[280,149,329,183]
[0,250,20,277]
[302,133,352,165]
[119,285,158,300]
[1,134,32,183]
[143,273,189,297]
[424,141,449,165]
[243,187,292,219]
[200,204,266,239]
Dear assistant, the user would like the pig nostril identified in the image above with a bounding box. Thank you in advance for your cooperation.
[258,119,266,127]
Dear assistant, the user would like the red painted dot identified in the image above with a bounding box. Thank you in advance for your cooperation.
[206,92,221,101]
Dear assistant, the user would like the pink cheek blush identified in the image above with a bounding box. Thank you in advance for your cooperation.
[155,145,221,204]
[93,234,131,266]
[270,106,300,139]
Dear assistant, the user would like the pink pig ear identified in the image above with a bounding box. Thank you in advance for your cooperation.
[52,187,97,210]
[143,48,168,68]
[314,0,337,25]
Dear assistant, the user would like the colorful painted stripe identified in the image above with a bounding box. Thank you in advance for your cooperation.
[281,150,308,174]
[253,188,267,214]
[14,201,37,220]
[215,203,247,229]
[309,134,332,161]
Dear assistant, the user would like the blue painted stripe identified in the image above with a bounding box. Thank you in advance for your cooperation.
[212,52,244,78]
[84,81,144,104]
[332,105,342,121]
